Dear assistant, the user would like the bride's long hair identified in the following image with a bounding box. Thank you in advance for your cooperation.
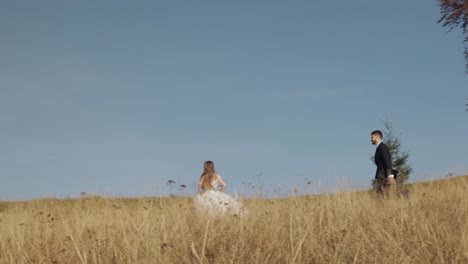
[200,161,216,190]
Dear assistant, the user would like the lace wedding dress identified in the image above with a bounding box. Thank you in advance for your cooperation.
[193,178,247,216]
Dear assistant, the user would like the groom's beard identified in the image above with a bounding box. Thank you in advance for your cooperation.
[371,140,376,145]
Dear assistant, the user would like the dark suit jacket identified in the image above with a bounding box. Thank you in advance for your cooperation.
[374,142,394,179]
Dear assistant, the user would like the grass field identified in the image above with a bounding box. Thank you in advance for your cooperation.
[1,176,467,263]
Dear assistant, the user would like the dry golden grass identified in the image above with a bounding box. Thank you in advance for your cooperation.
[1,176,467,263]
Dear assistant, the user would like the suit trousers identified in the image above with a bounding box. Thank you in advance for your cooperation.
[372,177,391,194]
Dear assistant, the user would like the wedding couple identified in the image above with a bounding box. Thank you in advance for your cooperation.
[193,130,396,215]
[193,161,248,216]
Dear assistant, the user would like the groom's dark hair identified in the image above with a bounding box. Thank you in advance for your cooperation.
[371,130,383,138]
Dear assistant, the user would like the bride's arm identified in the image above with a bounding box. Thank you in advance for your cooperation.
[197,177,203,194]
[218,175,227,192]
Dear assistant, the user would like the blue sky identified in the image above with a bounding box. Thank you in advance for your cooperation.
[1,1,467,200]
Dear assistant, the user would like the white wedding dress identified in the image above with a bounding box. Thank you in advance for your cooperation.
[193,178,248,216]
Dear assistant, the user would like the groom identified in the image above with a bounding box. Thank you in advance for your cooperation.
[371,130,396,193]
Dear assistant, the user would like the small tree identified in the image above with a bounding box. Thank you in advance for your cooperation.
[381,120,412,185]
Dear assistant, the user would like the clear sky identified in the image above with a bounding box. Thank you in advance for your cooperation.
[1,1,467,200]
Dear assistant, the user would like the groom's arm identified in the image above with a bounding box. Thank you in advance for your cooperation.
[381,144,394,178]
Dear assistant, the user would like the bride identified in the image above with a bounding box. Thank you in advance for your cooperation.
[193,161,247,216]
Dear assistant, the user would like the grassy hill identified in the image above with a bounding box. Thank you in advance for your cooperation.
[0,175,467,263]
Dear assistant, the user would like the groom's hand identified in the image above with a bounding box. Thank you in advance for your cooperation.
[387,177,396,185]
